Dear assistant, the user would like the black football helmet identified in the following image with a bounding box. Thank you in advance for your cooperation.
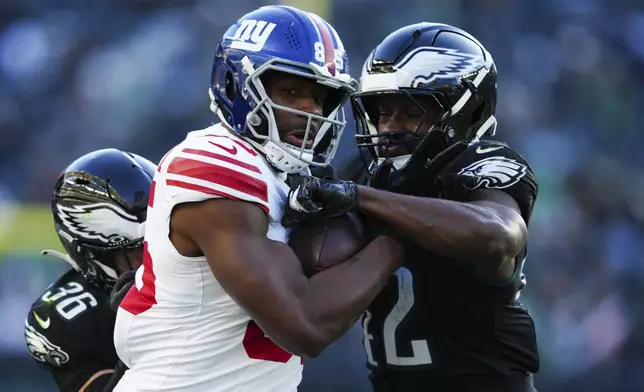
[352,22,498,172]
[45,148,156,291]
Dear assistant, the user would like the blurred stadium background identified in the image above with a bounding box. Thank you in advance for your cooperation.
[1,0,643,391]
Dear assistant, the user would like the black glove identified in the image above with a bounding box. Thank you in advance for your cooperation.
[110,269,136,312]
[282,175,358,227]
[425,140,469,180]
[309,164,336,180]
[371,130,469,195]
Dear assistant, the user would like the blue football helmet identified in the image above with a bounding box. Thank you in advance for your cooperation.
[45,149,156,291]
[209,5,356,173]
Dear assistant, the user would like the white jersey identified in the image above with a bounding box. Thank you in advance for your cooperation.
[113,124,303,392]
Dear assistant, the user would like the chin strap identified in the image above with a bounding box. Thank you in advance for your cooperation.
[41,249,81,271]
[41,248,118,280]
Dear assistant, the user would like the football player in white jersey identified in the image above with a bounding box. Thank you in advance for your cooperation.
[112,5,404,392]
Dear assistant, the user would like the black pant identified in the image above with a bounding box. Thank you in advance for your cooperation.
[369,372,537,392]
[102,360,129,392]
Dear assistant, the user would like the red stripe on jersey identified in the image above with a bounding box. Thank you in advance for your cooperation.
[203,134,258,156]
[167,157,269,203]
[139,242,156,301]
[157,147,176,172]
[243,320,294,363]
[182,148,261,174]
[166,179,269,214]
[310,15,336,76]
[120,242,156,315]
[148,180,157,208]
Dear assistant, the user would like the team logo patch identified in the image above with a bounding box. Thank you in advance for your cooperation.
[397,47,485,88]
[457,156,527,189]
[25,321,70,366]
[227,19,276,52]
[56,202,139,244]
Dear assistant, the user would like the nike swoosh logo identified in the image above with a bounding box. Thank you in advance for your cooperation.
[208,141,238,155]
[33,311,50,329]
[476,146,503,154]
[289,186,307,213]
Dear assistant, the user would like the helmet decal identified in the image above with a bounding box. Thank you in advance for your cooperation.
[55,202,140,245]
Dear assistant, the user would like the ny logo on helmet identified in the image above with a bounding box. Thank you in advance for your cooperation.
[228,19,276,52]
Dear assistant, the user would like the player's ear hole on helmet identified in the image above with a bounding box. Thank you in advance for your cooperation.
[225,71,235,101]
[470,103,485,126]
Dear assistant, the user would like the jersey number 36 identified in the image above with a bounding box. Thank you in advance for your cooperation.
[42,282,98,321]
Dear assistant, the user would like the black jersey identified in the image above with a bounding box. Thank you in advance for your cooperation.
[363,140,540,391]
[25,268,118,392]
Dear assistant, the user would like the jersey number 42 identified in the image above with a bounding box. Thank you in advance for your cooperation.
[363,267,432,367]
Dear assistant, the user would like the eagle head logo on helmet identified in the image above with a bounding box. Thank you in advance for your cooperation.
[457,156,527,190]
[55,202,140,246]
[403,47,486,88]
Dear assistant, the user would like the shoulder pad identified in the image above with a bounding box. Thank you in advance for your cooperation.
[159,131,271,214]
[24,317,71,367]
[452,140,534,191]
[440,140,538,223]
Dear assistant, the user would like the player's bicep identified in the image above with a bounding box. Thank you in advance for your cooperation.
[464,189,527,285]
[173,198,314,349]
[468,188,527,250]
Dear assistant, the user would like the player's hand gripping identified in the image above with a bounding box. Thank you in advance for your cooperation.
[282,175,358,227]
[110,269,136,312]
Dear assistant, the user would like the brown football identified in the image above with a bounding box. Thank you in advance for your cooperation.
[289,213,369,277]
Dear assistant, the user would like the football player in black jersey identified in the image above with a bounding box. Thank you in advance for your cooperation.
[24,148,155,392]
[284,23,539,392]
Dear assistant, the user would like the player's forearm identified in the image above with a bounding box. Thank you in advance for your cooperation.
[357,185,512,262]
[218,236,401,359]
[303,235,403,350]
